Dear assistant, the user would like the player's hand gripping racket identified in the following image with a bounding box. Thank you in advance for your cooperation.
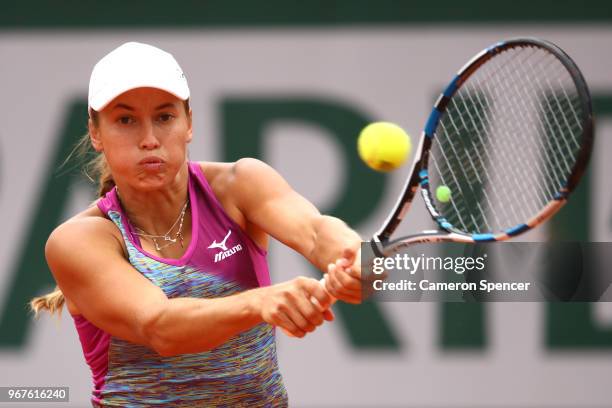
[371,37,593,258]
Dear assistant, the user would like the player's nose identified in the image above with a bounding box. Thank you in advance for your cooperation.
[139,121,160,150]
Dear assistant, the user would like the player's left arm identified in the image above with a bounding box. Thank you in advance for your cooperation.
[228,158,362,304]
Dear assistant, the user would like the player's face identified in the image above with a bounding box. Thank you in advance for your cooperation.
[90,87,192,191]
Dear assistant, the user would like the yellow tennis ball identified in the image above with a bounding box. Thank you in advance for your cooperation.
[436,185,452,203]
[358,122,412,172]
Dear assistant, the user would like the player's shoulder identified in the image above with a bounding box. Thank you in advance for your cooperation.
[197,158,269,177]
[197,158,274,189]
[46,203,122,259]
[197,160,232,182]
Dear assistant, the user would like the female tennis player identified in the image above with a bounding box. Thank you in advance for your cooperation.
[30,42,362,407]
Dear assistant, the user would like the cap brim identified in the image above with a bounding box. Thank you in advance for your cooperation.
[89,80,190,111]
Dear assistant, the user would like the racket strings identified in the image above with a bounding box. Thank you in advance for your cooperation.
[477,48,580,228]
[457,81,533,220]
[439,87,532,229]
[435,105,501,230]
[485,50,563,215]
[480,47,580,177]
[474,48,579,225]
[455,79,528,224]
[440,72,532,230]
[438,93,509,228]
[538,68,583,157]
[521,53,583,184]
[498,74,568,201]
[430,44,585,234]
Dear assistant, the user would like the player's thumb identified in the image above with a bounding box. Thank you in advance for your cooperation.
[340,247,357,265]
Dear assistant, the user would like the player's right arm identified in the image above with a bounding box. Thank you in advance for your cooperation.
[45,216,333,356]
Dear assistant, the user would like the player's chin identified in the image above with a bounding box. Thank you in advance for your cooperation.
[134,170,175,188]
[133,179,169,192]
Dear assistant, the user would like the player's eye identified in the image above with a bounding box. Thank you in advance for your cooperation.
[158,113,175,123]
[118,116,134,125]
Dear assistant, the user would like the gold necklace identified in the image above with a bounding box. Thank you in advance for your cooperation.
[116,187,189,251]
[133,199,189,251]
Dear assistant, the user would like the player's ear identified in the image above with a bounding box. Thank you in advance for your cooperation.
[89,117,103,152]
[185,108,193,144]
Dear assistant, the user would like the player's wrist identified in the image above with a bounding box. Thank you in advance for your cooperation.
[243,287,268,323]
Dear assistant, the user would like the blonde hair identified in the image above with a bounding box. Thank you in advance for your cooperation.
[31,100,190,317]
[30,287,66,318]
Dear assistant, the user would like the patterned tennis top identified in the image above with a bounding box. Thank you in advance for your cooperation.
[71,161,287,407]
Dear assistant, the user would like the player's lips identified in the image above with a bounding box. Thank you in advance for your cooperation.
[139,156,165,170]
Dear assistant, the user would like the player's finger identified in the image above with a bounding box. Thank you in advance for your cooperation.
[295,292,325,329]
[277,312,306,338]
[285,304,315,334]
[325,264,340,294]
[326,266,354,298]
[326,272,362,303]
[329,262,362,297]
[336,258,361,279]
[307,279,334,311]
[284,287,321,332]
[340,247,358,265]
[328,272,361,301]
[332,266,361,291]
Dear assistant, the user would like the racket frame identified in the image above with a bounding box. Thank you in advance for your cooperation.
[372,38,594,256]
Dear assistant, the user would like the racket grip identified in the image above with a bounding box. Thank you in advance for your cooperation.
[281,276,335,337]
[316,276,337,306]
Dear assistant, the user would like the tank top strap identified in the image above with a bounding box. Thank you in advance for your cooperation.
[96,188,142,258]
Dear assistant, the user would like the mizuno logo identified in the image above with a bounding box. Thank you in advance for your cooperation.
[208,229,232,251]
[208,229,243,263]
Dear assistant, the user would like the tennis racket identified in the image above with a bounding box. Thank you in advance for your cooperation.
[370,37,593,258]
[285,37,594,335]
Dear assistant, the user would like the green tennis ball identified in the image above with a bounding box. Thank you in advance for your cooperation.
[436,185,452,203]
[357,122,412,172]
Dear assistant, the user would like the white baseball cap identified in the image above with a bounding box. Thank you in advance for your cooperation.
[88,42,190,112]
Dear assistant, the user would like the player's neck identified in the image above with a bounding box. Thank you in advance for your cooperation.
[115,169,190,237]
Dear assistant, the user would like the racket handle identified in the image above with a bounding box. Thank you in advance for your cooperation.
[316,275,337,305]
[281,276,335,337]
